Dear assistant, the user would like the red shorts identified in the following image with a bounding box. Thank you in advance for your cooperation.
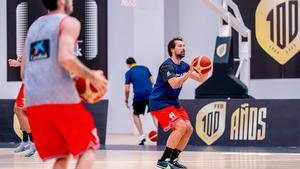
[152,106,190,132]
[26,103,100,161]
[15,83,25,108]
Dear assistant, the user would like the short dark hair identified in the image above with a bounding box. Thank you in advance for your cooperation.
[126,57,136,65]
[167,37,183,57]
[41,0,58,11]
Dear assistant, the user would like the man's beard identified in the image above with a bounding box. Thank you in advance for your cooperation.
[176,52,185,59]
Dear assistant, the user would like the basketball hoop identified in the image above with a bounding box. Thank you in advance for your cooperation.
[121,0,137,8]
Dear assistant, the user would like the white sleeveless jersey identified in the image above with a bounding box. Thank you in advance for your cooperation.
[24,14,80,107]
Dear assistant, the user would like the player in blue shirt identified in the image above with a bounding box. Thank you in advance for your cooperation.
[150,37,209,169]
[125,57,157,145]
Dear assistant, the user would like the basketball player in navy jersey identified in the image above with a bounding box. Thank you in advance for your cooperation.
[21,0,107,169]
[150,37,208,169]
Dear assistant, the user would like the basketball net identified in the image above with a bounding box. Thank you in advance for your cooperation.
[121,0,137,8]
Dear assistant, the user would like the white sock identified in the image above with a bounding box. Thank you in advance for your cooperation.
[139,134,145,141]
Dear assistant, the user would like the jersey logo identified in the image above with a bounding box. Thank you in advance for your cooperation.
[30,39,50,61]
[169,112,177,121]
[166,71,171,77]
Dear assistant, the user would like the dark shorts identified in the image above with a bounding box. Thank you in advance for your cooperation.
[132,100,149,116]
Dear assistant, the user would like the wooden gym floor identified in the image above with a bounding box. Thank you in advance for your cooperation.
[0,134,300,169]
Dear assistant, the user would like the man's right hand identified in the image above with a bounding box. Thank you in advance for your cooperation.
[125,100,130,109]
[90,70,108,99]
[189,57,197,74]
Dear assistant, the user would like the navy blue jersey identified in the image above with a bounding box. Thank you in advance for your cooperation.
[125,65,153,101]
[149,58,190,111]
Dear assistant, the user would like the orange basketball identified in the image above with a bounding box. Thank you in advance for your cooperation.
[148,130,157,142]
[192,55,212,75]
[75,77,102,104]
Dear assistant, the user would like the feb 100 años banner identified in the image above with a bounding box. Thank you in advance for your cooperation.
[232,0,299,79]
[6,0,107,81]
[158,99,300,147]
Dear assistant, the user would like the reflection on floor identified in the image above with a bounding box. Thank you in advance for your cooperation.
[105,133,156,145]
[0,133,300,169]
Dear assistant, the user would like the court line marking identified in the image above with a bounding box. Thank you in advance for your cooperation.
[1,158,300,164]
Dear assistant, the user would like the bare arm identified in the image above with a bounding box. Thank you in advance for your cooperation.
[58,17,107,93]
[190,71,208,83]
[167,70,193,89]
[58,17,93,79]
[21,42,27,80]
[167,59,209,88]
[124,84,130,109]
[163,61,194,89]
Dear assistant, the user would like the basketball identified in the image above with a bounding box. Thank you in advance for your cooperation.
[148,130,158,142]
[75,77,102,104]
[192,55,212,75]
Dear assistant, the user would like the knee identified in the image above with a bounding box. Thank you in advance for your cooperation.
[186,124,194,136]
[83,148,96,162]
[133,114,140,119]
[174,120,187,133]
[55,156,69,167]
